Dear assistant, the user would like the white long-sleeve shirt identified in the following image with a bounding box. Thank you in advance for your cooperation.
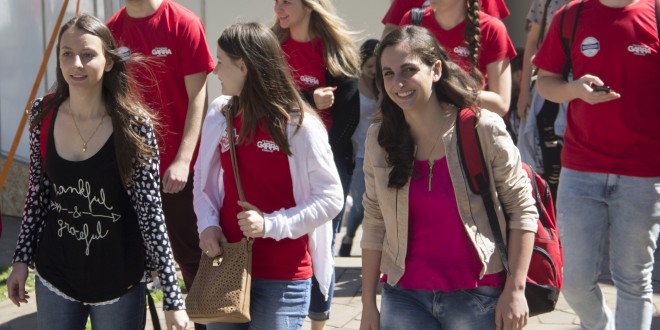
[193,96,343,299]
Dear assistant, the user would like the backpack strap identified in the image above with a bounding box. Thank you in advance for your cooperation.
[559,0,584,80]
[456,108,511,275]
[39,94,56,170]
[411,5,430,26]
[537,0,555,49]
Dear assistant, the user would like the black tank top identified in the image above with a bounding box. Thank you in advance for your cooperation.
[35,111,145,303]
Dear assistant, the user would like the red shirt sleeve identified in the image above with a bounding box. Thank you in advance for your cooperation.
[176,16,215,76]
[479,14,517,68]
[480,0,510,19]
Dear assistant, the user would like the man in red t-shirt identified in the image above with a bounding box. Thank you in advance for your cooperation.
[106,1,214,328]
[534,0,660,328]
[381,0,510,37]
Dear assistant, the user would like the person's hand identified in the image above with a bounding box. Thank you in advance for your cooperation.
[571,74,621,105]
[313,86,337,110]
[495,287,528,330]
[237,201,265,238]
[162,159,189,194]
[359,304,380,330]
[516,87,531,119]
[164,310,189,330]
[7,262,30,307]
[199,226,225,258]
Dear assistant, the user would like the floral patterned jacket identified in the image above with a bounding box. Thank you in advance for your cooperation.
[12,97,185,310]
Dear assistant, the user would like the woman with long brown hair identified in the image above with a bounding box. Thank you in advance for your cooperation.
[195,22,343,330]
[6,14,187,329]
[360,26,537,330]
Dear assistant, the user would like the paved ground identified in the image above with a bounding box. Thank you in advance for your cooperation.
[1,215,660,330]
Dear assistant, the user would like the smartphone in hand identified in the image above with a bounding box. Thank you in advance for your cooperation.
[591,85,612,93]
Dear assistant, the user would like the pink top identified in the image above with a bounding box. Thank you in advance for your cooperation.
[397,158,503,291]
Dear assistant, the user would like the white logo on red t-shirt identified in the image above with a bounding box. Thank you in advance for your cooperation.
[152,47,173,57]
[453,46,470,58]
[627,44,652,56]
[220,129,238,153]
[580,37,600,57]
[300,75,320,87]
[257,140,280,153]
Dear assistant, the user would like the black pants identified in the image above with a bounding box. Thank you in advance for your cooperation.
[536,100,562,201]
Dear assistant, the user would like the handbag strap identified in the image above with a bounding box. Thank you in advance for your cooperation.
[225,107,247,207]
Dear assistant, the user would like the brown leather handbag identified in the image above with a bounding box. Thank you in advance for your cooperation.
[186,108,253,324]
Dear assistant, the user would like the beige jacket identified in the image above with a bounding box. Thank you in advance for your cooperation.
[361,110,538,286]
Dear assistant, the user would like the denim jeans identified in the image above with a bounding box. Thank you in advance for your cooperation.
[345,157,365,239]
[207,278,311,330]
[36,277,145,330]
[557,168,660,330]
[308,155,351,321]
[380,283,501,330]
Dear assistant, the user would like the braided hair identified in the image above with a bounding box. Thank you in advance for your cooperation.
[464,0,483,82]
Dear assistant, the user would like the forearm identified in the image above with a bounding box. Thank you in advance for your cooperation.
[361,249,382,308]
[504,229,535,291]
[478,90,509,116]
[175,73,208,165]
[480,60,512,116]
[536,72,578,103]
[520,24,541,95]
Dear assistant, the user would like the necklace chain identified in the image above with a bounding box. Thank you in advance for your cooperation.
[426,129,443,192]
[68,102,107,152]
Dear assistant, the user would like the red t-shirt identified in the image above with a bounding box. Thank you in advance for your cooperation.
[398,159,503,290]
[401,9,516,79]
[533,0,660,176]
[106,0,215,176]
[381,0,510,25]
[218,114,312,280]
[281,37,332,130]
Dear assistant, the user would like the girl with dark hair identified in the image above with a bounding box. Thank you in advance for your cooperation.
[360,26,537,330]
[338,39,379,257]
[6,14,188,329]
[194,22,343,330]
[399,0,517,116]
[271,1,360,327]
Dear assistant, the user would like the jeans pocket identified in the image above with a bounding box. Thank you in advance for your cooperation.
[460,286,502,313]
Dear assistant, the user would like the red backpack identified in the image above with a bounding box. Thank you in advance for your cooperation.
[456,108,563,316]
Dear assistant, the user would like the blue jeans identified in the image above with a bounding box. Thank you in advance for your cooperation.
[308,156,351,321]
[345,157,365,239]
[207,278,311,330]
[36,277,145,330]
[380,283,501,329]
[557,168,660,330]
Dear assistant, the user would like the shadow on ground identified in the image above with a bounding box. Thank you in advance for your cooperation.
[0,312,37,330]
